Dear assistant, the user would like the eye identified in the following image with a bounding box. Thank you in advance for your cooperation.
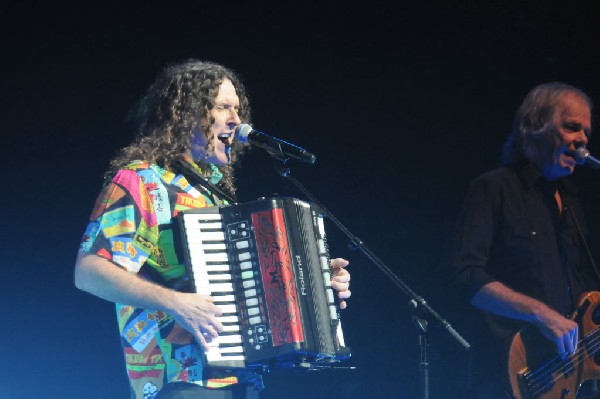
[562,122,582,132]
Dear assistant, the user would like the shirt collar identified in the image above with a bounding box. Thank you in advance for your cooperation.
[515,162,578,195]
[181,155,223,185]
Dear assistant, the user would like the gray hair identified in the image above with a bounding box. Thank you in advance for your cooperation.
[502,82,591,167]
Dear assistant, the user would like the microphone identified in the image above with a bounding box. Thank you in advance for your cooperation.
[235,124,316,164]
[571,147,600,170]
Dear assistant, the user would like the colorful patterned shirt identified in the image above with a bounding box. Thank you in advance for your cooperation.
[78,159,245,399]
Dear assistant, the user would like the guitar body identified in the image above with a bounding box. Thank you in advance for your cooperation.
[507,292,600,399]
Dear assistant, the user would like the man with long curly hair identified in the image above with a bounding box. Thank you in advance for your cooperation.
[450,82,600,398]
[74,60,351,399]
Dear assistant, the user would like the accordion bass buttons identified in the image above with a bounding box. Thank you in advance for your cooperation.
[320,256,329,271]
[317,239,326,254]
[246,297,259,306]
[326,290,335,304]
[242,280,256,289]
[241,270,253,280]
[240,261,252,270]
[235,240,250,249]
[329,306,338,320]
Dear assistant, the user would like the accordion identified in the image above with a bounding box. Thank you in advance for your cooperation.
[176,197,351,370]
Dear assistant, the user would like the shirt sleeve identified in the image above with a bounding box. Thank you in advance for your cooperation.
[450,175,499,301]
[78,169,158,273]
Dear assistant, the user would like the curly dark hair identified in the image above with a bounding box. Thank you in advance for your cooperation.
[502,82,591,168]
[106,59,251,195]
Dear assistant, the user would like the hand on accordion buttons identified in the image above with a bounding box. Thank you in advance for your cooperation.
[330,258,351,309]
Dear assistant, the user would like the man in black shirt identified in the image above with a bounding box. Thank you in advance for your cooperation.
[450,82,599,398]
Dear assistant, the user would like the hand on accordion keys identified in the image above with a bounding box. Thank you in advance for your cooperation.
[330,258,351,309]
[168,293,224,353]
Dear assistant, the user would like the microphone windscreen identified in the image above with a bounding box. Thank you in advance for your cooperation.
[235,124,253,143]
[575,147,590,165]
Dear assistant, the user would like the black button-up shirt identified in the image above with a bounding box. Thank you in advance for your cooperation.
[451,163,599,339]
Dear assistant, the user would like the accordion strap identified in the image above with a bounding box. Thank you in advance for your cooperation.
[176,160,238,205]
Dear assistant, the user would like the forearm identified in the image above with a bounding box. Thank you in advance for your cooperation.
[75,253,225,351]
[472,281,579,355]
[470,281,552,324]
[74,253,179,313]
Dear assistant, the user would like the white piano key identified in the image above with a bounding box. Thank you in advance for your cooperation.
[217,346,244,354]
[207,273,233,281]
[197,232,226,241]
[219,304,238,314]
[195,288,212,296]
[189,246,209,256]
[213,294,235,303]
[184,213,222,222]
[184,232,206,241]
[191,270,210,281]
[206,341,220,349]
[221,324,240,333]
[192,277,211,287]
[197,222,223,229]
[199,243,227,251]
[209,283,234,292]
[189,253,208,266]
[206,353,246,362]
[191,273,210,285]
[217,315,240,324]
[205,264,232,273]
[204,253,229,262]
[215,334,242,344]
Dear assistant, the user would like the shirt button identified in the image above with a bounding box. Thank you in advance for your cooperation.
[531,231,537,236]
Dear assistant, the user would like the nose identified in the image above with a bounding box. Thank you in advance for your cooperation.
[575,130,588,147]
[228,108,241,126]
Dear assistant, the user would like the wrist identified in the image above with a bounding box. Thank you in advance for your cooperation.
[528,300,553,325]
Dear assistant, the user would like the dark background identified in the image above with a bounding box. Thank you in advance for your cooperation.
[3,2,600,398]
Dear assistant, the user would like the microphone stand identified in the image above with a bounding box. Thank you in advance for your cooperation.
[269,153,471,399]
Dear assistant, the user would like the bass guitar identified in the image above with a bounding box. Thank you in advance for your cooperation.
[507,291,600,399]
